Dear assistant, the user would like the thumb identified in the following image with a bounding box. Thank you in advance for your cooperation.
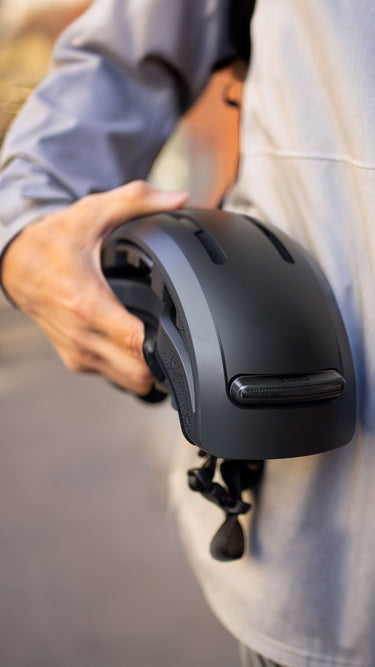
[84,180,189,241]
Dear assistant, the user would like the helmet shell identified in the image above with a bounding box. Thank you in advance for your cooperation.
[101,208,356,459]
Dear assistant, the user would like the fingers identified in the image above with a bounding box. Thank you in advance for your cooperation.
[58,346,154,395]
[37,275,155,393]
[91,343,154,395]
[1,179,189,395]
[77,297,155,393]
[77,180,189,242]
[40,314,154,394]
[65,279,147,360]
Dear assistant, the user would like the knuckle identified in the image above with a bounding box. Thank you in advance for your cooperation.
[64,353,86,374]
[124,327,143,358]
[68,327,91,354]
[76,193,97,211]
[126,180,150,201]
[72,193,101,225]
[69,292,96,323]
[134,367,154,395]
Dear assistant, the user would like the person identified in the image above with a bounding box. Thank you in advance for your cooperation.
[0,1,373,665]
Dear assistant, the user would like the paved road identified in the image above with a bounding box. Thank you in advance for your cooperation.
[0,294,238,667]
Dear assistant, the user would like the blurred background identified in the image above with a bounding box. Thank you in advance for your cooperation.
[0,2,244,665]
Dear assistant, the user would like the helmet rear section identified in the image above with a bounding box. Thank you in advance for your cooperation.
[101,209,356,460]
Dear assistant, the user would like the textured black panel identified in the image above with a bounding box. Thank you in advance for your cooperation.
[162,286,187,342]
[158,328,193,439]
[151,270,164,300]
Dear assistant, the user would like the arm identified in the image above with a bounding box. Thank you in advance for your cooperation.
[0,0,233,392]
[0,0,234,252]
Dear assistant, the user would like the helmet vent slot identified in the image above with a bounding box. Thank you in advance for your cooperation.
[170,210,226,264]
[194,229,227,265]
[242,216,295,264]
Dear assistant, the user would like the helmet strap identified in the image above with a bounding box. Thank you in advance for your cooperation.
[187,452,264,561]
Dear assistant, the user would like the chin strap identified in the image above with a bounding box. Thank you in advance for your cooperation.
[188,452,264,561]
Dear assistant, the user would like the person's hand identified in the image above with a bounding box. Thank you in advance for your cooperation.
[1,181,189,394]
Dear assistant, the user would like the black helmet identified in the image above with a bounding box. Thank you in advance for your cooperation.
[101,207,356,459]
[101,208,356,559]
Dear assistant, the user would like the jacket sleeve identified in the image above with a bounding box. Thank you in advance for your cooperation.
[0,0,234,255]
